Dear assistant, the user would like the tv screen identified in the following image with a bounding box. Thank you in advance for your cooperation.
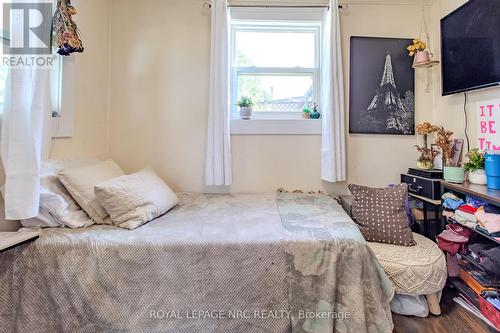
[441,0,500,96]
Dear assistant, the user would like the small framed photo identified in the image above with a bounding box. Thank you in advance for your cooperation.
[432,145,442,170]
[450,139,464,167]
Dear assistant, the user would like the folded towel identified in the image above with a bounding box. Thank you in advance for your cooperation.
[455,210,477,223]
[466,195,489,208]
[443,192,461,201]
[452,215,477,229]
[475,207,500,234]
[443,197,465,210]
[458,204,478,214]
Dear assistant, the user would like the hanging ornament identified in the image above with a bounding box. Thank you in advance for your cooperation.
[408,7,439,69]
[52,0,84,56]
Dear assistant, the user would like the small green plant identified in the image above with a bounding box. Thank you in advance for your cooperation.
[464,149,485,173]
[237,96,254,108]
[303,107,311,114]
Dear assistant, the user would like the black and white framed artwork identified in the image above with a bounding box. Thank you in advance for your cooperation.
[349,37,415,135]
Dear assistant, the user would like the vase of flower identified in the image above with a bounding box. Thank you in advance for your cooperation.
[432,125,465,183]
[407,39,431,66]
[464,149,487,185]
[309,103,321,119]
[415,122,437,170]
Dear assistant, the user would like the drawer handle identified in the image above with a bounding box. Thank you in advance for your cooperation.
[408,184,422,194]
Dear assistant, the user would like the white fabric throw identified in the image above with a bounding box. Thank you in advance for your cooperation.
[321,0,346,182]
[205,0,232,186]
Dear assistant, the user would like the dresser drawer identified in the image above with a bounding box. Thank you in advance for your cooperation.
[401,174,442,200]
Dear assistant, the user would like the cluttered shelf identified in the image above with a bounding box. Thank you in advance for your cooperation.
[439,181,500,330]
[447,217,500,245]
[442,181,500,206]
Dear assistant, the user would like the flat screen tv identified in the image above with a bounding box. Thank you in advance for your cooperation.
[441,0,500,96]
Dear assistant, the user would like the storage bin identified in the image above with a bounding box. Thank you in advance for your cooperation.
[479,291,500,330]
[485,152,500,190]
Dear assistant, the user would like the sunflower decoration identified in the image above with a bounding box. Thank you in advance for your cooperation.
[406,38,426,57]
[52,0,84,56]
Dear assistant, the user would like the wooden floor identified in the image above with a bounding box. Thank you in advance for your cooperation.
[393,288,498,333]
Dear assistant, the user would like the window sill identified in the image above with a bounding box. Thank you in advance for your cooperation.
[231,119,322,135]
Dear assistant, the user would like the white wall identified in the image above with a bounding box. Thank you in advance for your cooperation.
[109,0,432,194]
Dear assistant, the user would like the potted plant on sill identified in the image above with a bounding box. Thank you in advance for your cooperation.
[309,103,321,119]
[237,96,254,120]
[303,107,311,119]
[432,125,465,183]
[464,149,487,185]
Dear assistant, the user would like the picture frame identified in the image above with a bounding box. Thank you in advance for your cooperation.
[349,37,415,135]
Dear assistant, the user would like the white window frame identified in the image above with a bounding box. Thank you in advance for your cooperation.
[50,56,76,138]
[230,7,324,135]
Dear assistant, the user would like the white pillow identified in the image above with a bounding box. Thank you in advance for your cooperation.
[94,169,179,230]
[21,158,99,229]
[58,159,124,225]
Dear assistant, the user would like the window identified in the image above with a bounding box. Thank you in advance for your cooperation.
[230,8,323,126]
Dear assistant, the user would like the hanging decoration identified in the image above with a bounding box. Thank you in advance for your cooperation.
[407,7,439,69]
[52,0,84,56]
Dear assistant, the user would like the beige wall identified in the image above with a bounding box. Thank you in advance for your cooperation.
[0,0,112,231]
[109,0,432,194]
[50,0,112,160]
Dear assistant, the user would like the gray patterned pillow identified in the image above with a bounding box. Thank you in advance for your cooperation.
[348,184,416,246]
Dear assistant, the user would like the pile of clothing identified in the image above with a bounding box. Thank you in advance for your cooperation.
[442,193,500,239]
[468,238,500,278]
[439,193,500,280]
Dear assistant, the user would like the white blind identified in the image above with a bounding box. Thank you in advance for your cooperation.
[228,0,330,7]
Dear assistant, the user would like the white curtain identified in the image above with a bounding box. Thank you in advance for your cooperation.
[321,0,346,183]
[1,0,52,220]
[1,68,51,220]
[205,0,232,186]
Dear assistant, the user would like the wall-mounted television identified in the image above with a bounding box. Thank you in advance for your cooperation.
[441,0,500,96]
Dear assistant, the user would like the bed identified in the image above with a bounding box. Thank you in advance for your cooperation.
[0,193,394,333]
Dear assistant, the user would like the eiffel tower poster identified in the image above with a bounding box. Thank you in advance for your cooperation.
[349,37,415,135]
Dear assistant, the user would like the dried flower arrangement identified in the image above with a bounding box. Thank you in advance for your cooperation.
[432,125,455,167]
[416,122,435,149]
[414,145,439,170]
[414,122,437,169]
[52,0,84,56]
[406,38,427,57]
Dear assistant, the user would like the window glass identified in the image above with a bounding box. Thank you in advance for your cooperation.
[237,74,314,112]
[235,30,316,68]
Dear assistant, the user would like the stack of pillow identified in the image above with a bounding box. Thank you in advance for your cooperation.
[22,159,179,230]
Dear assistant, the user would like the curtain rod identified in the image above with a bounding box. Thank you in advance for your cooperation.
[229,5,330,8]
[203,2,430,9]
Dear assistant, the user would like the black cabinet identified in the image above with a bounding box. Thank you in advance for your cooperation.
[401,174,442,200]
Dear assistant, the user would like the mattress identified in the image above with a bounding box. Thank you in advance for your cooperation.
[0,193,394,333]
